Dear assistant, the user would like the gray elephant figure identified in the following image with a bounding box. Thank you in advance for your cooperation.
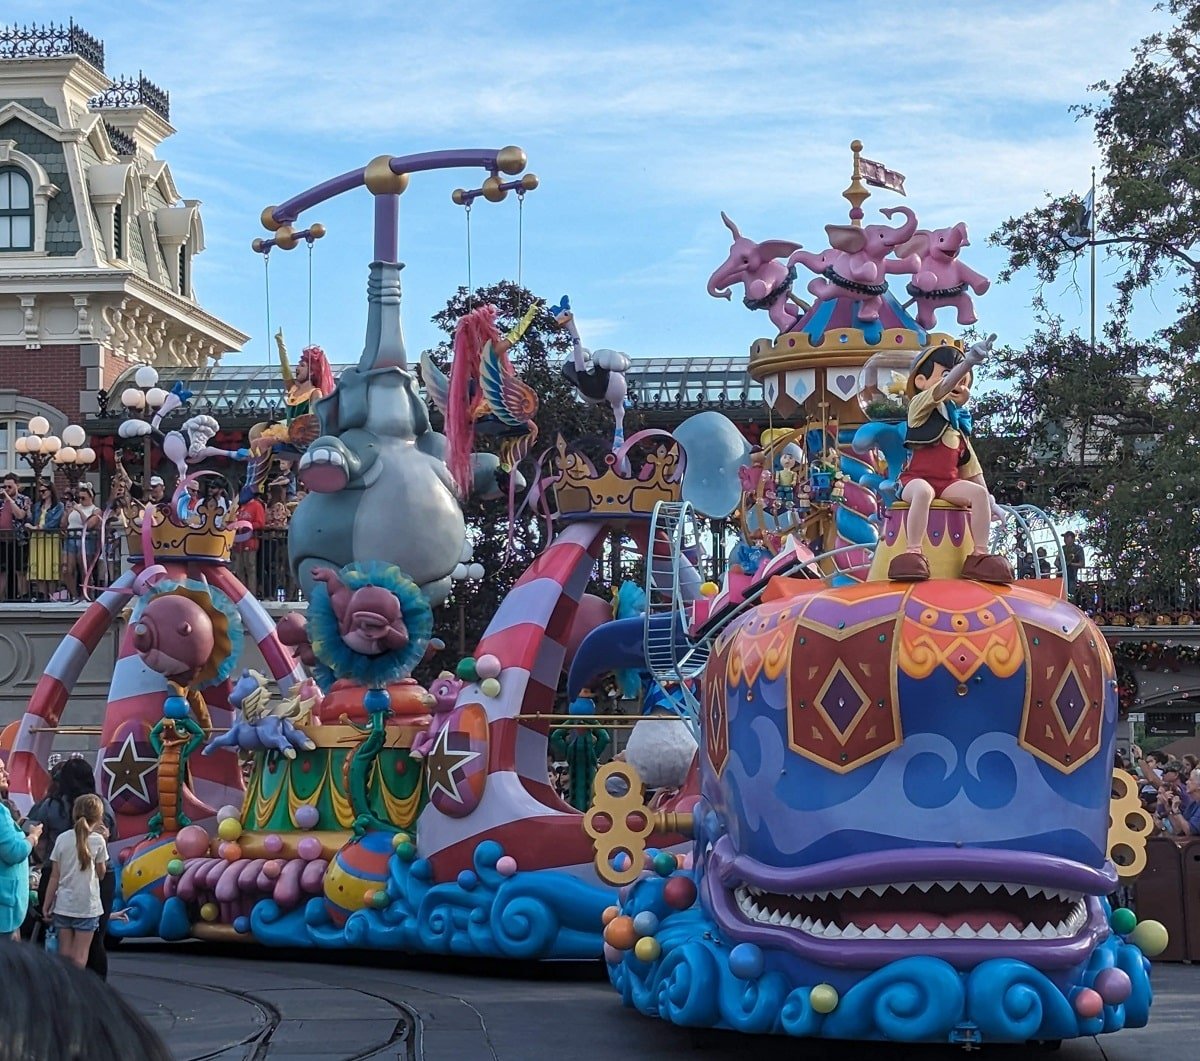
[203,671,317,761]
[289,262,508,605]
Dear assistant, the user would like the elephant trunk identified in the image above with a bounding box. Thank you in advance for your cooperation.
[707,264,736,301]
[881,205,918,247]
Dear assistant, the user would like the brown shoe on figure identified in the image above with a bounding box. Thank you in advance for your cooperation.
[960,552,1014,584]
[887,551,931,582]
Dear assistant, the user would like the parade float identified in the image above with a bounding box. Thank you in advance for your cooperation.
[3,138,1167,1046]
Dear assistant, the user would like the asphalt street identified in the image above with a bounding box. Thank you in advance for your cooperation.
[110,944,1196,1060]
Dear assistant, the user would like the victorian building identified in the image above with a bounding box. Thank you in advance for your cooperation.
[0,21,246,475]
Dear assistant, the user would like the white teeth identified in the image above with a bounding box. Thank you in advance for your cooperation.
[932,925,954,939]
[977,924,1000,939]
[823,923,842,938]
[954,924,976,938]
[841,924,862,939]
[982,882,1001,894]
[867,884,889,897]
[780,912,794,927]
[1054,921,1068,935]
[768,910,782,925]
[1000,925,1022,940]
[800,917,813,931]
[886,925,907,939]
[862,925,885,939]
[893,882,913,894]
[1003,883,1022,895]
[811,920,825,935]
[908,925,931,939]
[1023,925,1043,939]
[913,881,936,893]
[848,886,867,898]
[1041,924,1059,939]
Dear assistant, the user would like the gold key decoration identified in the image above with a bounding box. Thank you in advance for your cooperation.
[584,761,694,886]
[1108,768,1154,880]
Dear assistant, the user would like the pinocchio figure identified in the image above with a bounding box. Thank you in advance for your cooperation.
[887,334,1013,584]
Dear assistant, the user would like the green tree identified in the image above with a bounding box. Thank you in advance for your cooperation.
[981,0,1200,607]
[417,281,615,680]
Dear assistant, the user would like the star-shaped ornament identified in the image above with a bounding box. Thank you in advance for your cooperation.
[424,723,480,804]
[102,732,157,803]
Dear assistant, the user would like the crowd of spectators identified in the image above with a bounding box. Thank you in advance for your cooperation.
[1117,744,1200,837]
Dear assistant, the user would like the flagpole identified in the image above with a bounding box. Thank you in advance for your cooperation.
[1090,165,1097,356]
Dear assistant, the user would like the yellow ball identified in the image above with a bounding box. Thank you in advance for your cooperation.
[634,936,661,962]
[392,832,412,848]
[217,818,243,842]
[700,581,719,598]
[199,902,219,922]
[480,677,502,698]
[1129,919,1169,958]
[810,984,839,1014]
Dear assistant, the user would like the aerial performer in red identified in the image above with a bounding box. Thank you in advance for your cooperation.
[258,330,336,450]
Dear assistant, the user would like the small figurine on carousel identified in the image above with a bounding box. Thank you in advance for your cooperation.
[886,334,1013,584]
[775,444,802,508]
[257,330,336,451]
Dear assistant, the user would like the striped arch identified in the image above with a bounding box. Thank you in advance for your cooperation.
[420,521,612,877]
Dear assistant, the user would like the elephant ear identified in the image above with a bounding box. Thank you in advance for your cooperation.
[825,224,866,254]
[757,239,803,261]
[895,230,931,260]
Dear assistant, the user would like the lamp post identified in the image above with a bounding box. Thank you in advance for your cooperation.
[53,424,96,491]
[450,545,485,656]
[14,416,91,486]
[118,366,168,490]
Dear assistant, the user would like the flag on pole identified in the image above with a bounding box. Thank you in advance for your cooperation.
[859,157,906,194]
[1063,188,1095,249]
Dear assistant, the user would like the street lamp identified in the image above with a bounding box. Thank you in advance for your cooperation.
[15,415,91,484]
[117,365,169,488]
[53,424,96,491]
[450,544,485,656]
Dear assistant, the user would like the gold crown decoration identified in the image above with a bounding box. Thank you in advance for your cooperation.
[126,500,239,562]
[551,436,681,521]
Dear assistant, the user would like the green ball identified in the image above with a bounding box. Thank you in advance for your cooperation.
[395,841,416,862]
[166,858,185,877]
[653,852,677,877]
[810,984,839,1014]
[371,889,390,909]
[1109,907,1137,935]
[1129,919,1169,958]
[456,657,479,682]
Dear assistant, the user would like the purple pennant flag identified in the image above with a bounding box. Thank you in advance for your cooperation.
[859,157,906,195]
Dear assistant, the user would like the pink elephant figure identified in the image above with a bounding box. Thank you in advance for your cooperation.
[707,213,804,333]
[895,222,991,329]
[410,671,464,760]
[788,206,920,322]
[312,567,409,657]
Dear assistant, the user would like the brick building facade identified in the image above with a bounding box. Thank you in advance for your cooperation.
[0,22,246,483]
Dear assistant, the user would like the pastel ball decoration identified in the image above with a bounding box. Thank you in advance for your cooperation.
[263,859,284,879]
[479,677,502,698]
[456,657,478,682]
[495,855,517,877]
[601,905,620,926]
[217,817,243,842]
[633,936,661,962]
[632,911,659,936]
[653,852,677,877]
[810,984,839,1014]
[1094,967,1132,1005]
[603,943,623,965]
[166,859,184,877]
[293,804,320,830]
[216,805,241,824]
[233,916,250,934]
[371,890,389,909]
[175,825,211,860]
[700,581,719,598]
[297,836,324,861]
[392,832,412,848]
[475,653,501,680]
[457,870,478,890]
[222,842,242,862]
[1109,907,1137,935]
[394,840,416,862]
[1129,919,1169,957]
[262,834,283,855]
[728,942,764,981]
[603,916,637,950]
[1073,988,1103,1019]
[199,902,219,922]
[663,876,698,910]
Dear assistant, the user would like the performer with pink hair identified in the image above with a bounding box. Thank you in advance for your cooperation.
[258,330,336,449]
[445,306,507,494]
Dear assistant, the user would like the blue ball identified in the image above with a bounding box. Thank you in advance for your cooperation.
[632,911,659,936]
[475,839,503,868]
[232,916,250,935]
[363,688,391,714]
[163,695,188,719]
[457,870,478,890]
[729,942,764,980]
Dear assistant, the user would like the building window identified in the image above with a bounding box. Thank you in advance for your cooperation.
[0,167,34,251]
[178,243,188,295]
[0,420,30,476]
[113,201,124,259]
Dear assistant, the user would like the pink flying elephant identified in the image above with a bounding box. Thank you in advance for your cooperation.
[409,671,465,760]
[788,206,921,322]
[707,213,805,332]
[895,222,991,329]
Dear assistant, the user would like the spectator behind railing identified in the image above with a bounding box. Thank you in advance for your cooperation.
[61,484,101,602]
[0,474,30,601]
[25,480,63,603]
[232,485,266,597]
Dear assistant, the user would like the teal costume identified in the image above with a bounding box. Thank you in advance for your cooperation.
[550,696,610,812]
[0,805,33,934]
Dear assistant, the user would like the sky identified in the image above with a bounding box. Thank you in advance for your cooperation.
[7,1,1178,368]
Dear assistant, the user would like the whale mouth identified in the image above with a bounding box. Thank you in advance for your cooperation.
[732,879,1088,942]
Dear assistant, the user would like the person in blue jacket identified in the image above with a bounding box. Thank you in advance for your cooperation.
[0,799,41,939]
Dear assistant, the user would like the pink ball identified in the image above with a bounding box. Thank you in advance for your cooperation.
[1074,987,1104,1019]
[1094,968,1132,1005]
[262,859,284,880]
[475,653,502,680]
[294,804,320,830]
[603,943,623,965]
[175,825,211,860]
[495,855,517,877]
[217,841,233,860]
[262,834,284,855]
[297,836,323,861]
